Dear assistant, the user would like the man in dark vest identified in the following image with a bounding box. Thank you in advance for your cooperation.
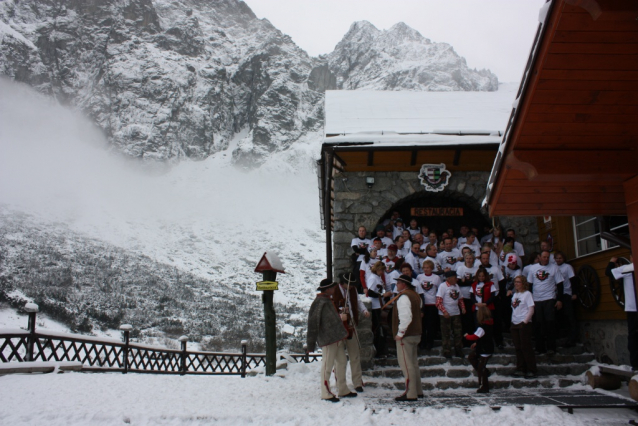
[393,274,423,401]
[332,273,370,393]
[307,279,349,402]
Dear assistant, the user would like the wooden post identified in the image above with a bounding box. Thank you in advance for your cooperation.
[241,340,248,378]
[325,151,334,281]
[303,344,309,363]
[24,303,39,362]
[120,324,132,374]
[262,270,277,376]
[179,336,188,375]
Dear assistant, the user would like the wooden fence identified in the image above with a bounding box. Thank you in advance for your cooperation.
[0,305,321,377]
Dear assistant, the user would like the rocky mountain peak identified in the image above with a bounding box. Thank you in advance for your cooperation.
[0,0,498,166]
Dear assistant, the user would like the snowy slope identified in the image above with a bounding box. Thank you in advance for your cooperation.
[0,78,325,346]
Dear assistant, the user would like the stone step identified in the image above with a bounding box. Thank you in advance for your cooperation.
[405,343,587,357]
[373,352,595,368]
[364,363,590,379]
[363,376,582,391]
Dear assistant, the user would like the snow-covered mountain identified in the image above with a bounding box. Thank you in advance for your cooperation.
[328,21,498,91]
[0,0,498,165]
[0,0,501,345]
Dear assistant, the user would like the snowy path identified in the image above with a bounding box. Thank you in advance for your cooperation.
[0,363,636,425]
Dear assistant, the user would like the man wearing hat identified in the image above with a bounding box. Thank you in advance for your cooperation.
[332,273,370,393]
[307,279,350,402]
[393,274,423,401]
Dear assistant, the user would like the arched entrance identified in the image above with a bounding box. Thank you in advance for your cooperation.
[377,192,491,238]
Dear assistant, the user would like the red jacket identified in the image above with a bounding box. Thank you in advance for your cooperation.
[471,281,496,311]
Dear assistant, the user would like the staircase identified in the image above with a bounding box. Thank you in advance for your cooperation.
[363,339,593,391]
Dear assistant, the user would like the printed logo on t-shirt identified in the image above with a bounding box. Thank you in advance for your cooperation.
[512,298,521,309]
[499,252,506,262]
[488,272,494,280]
[464,272,474,281]
[446,256,458,265]
[358,242,368,249]
[422,281,434,291]
[535,269,549,281]
[476,287,484,298]
[382,243,387,249]
[385,262,395,273]
[449,289,460,300]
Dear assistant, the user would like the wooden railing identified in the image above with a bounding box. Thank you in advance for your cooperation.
[0,304,321,376]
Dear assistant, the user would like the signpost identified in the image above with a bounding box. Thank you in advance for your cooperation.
[254,252,285,376]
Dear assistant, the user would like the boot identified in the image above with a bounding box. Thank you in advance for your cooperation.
[477,370,489,393]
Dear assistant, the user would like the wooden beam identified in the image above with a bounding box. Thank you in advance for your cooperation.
[410,150,417,166]
[453,149,461,166]
[367,151,374,166]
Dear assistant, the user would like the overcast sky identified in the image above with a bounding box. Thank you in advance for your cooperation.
[245,0,546,83]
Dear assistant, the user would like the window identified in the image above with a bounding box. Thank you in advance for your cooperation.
[573,216,629,257]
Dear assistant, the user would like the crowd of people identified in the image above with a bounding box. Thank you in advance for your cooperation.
[307,213,581,401]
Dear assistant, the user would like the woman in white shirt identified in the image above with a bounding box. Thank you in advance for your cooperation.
[510,276,537,378]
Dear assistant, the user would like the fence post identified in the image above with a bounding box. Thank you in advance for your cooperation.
[120,324,132,374]
[24,303,39,362]
[303,344,309,363]
[179,336,188,375]
[241,340,248,378]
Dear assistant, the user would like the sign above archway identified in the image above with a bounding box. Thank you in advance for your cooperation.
[411,207,464,217]
[418,163,451,192]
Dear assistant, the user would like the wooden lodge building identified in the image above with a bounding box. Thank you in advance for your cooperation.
[318,0,638,366]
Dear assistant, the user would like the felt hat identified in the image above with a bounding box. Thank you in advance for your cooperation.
[387,244,398,251]
[316,278,337,291]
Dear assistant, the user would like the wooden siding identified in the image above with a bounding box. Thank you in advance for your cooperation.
[537,216,630,321]
[336,149,497,173]
[489,0,638,217]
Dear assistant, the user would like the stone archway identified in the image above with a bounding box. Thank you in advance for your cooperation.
[331,170,539,278]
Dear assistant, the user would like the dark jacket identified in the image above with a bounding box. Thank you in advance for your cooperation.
[307,294,348,352]
[466,319,494,356]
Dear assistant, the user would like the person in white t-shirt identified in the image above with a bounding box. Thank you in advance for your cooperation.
[606,257,638,369]
[437,237,462,272]
[423,243,443,275]
[510,275,537,378]
[417,260,442,350]
[526,250,564,355]
[455,252,479,339]
[404,242,424,276]
[407,219,420,236]
[436,271,466,358]
[503,253,523,330]
[367,261,392,358]
[359,247,381,294]
[393,218,405,240]
[350,226,371,293]
[554,251,577,346]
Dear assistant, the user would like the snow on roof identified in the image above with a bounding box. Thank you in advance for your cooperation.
[324,83,517,137]
[325,132,501,148]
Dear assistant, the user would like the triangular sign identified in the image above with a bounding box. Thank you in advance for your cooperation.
[254,252,286,273]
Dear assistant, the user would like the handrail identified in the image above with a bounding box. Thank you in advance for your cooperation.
[0,309,321,376]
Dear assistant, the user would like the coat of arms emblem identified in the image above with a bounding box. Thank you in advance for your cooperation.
[418,163,451,192]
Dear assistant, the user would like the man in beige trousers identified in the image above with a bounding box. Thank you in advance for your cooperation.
[393,274,423,401]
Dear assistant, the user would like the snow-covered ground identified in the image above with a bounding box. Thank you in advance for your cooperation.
[0,363,636,425]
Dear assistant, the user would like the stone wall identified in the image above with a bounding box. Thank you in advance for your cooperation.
[332,170,540,279]
[581,319,630,365]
